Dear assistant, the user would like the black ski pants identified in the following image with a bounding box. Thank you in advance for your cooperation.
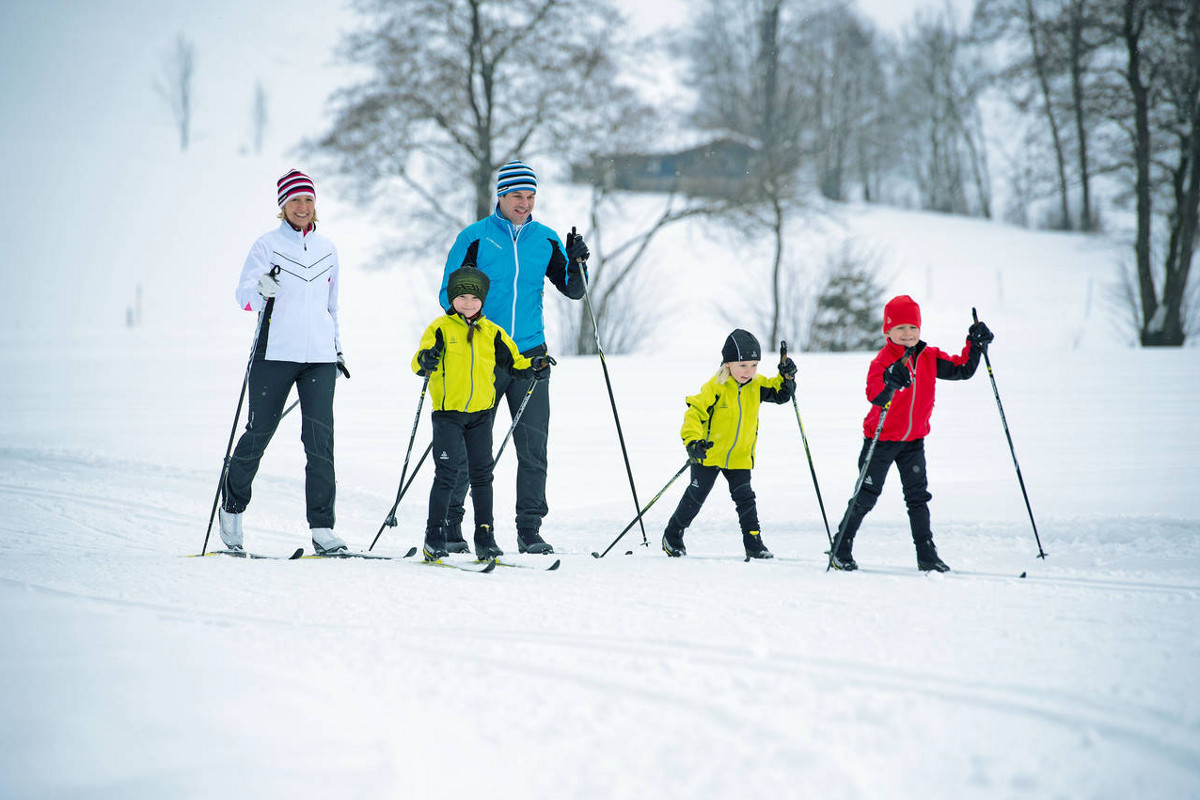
[447,344,549,533]
[427,409,494,532]
[665,464,760,536]
[837,437,933,544]
[224,360,337,529]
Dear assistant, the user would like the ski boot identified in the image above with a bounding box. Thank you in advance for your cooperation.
[743,530,774,559]
[311,528,348,555]
[474,524,503,560]
[517,528,554,555]
[830,534,858,571]
[915,538,950,572]
[444,521,470,554]
[423,524,449,562]
[662,526,687,557]
[218,507,244,551]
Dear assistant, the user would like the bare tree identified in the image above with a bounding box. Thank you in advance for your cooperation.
[893,11,992,217]
[251,81,268,155]
[797,3,891,202]
[154,34,195,152]
[680,0,808,346]
[1103,0,1200,345]
[312,0,630,263]
[555,184,717,355]
[972,0,1108,230]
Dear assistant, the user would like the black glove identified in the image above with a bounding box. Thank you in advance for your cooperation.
[417,347,441,371]
[968,320,994,347]
[779,357,797,380]
[882,358,912,390]
[565,227,590,265]
[530,354,557,381]
[336,352,351,379]
[686,439,713,465]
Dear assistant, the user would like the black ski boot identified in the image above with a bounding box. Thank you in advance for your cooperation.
[444,521,470,554]
[474,524,503,560]
[915,538,950,572]
[662,526,686,557]
[831,533,858,571]
[517,528,554,555]
[423,524,449,562]
[743,530,774,559]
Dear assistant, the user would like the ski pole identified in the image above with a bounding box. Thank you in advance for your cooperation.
[827,400,891,571]
[591,460,690,558]
[201,268,279,556]
[370,334,441,550]
[493,373,544,468]
[973,308,1046,559]
[572,227,649,546]
[780,341,834,548]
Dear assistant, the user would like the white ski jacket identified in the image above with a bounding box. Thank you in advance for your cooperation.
[236,221,342,363]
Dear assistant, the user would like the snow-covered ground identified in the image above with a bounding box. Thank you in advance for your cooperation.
[3,1,1199,797]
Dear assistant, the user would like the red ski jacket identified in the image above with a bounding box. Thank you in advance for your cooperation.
[862,338,981,441]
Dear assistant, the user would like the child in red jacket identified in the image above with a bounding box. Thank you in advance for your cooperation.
[831,295,993,572]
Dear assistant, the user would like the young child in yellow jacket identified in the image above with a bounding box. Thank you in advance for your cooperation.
[662,329,797,559]
[412,266,553,561]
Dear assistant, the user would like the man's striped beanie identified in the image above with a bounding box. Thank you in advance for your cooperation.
[277,169,316,207]
[496,160,537,197]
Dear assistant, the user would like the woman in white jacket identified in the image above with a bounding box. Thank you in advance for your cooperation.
[218,169,349,555]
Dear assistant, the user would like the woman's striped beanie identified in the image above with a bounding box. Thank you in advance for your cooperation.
[496,160,537,196]
[277,169,316,207]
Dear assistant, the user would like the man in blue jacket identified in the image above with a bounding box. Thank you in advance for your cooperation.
[439,160,588,555]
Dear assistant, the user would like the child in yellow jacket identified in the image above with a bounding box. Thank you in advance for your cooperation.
[412,266,553,561]
[662,329,797,559]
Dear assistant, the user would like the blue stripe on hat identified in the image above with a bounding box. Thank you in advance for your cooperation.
[496,160,537,196]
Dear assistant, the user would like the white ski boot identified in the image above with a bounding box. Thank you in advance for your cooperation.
[311,527,348,555]
[218,507,243,551]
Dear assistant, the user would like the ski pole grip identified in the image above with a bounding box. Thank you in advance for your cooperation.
[972,307,979,324]
[780,340,788,362]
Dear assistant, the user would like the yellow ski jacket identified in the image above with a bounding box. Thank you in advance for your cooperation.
[412,312,532,412]
[680,371,794,469]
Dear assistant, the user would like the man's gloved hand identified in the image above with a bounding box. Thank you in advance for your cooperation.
[968,320,994,347]
[530,354,557,381]
[565,227,590,265]
[336,352,351,379]
[257,271,280,299]
[882,358,912,390]
[686,439,713,465]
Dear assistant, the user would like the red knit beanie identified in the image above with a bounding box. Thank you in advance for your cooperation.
[883,295,921,332]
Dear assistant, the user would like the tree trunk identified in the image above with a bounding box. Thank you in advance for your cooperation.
[1123,1,1159,343]
[1024,0,1072,229]
[1068,0,1094,231]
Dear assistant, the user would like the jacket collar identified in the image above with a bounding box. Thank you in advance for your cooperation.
[491,204,532,237]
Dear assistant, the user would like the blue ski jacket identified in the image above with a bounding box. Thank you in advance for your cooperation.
[441,207,585,353]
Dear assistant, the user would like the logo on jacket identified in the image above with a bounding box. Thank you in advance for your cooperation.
[438,451,449,460]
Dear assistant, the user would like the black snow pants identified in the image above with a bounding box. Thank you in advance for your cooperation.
[223,360,337,529]
[836,437,934,545]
